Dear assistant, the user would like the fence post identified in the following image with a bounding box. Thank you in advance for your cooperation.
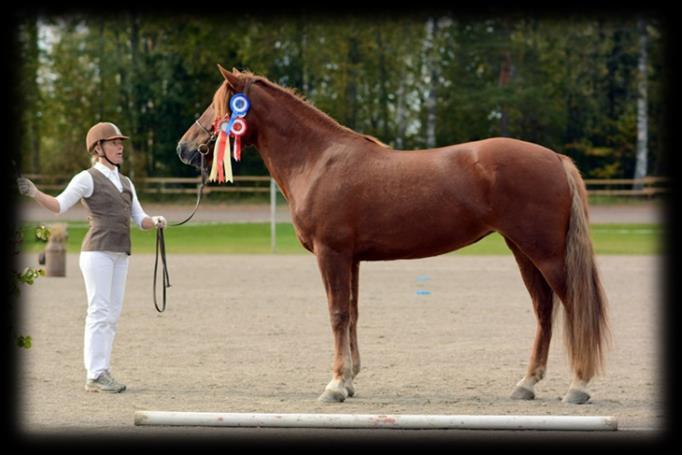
[270,178,277,253]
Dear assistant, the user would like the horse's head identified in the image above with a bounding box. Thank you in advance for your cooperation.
[176,65,256,170]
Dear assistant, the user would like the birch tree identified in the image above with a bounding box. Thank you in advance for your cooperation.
[633,18,649,189]
[423,16,438,148]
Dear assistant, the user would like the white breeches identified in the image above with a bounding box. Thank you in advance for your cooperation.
[79,251,129,380]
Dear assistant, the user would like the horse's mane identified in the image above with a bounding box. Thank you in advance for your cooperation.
[215,70,389,148]
[211,82,232,122]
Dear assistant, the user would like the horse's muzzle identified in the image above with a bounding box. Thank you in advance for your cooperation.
[176,142,203,170]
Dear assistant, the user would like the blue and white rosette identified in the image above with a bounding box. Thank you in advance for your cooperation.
[222,93,251,134]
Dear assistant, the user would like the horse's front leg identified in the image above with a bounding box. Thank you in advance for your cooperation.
[316,246,355,403]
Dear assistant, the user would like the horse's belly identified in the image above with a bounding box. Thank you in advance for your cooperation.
[355,208,491,261]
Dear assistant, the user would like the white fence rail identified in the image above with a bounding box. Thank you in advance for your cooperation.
[22,174,668,197]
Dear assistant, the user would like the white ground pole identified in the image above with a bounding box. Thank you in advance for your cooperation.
[134,412,617,431]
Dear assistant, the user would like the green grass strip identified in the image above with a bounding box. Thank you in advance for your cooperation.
[18,222,662,256]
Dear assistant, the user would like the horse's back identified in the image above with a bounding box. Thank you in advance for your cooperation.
[385,136,568,211]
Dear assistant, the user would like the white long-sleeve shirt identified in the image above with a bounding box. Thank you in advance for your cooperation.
[55,162,149,229]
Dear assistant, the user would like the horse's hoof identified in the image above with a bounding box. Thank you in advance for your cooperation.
[511,386,535,400]
[318,389,347,403]
[345,384,355,398]
[562,389,591,404]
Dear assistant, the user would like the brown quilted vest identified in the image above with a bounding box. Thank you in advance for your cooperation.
[80,168,133,255]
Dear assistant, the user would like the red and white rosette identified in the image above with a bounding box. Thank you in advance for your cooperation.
[230,117,248,162]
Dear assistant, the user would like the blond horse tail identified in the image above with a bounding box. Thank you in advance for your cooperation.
[559,155,610,380]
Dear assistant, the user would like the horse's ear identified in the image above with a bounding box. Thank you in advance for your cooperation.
[217,64,240,90]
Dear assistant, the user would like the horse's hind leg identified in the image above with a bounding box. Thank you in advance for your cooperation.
[347,260,361,396]
[505,238,556,400]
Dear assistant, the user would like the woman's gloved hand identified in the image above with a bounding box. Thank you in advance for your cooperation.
[17,177,38,198]
[152,215,167,229]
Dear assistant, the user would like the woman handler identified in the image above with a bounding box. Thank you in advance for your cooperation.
[17,122,166,393]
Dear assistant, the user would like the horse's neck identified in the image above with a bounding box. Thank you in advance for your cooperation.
[251,91,347,202]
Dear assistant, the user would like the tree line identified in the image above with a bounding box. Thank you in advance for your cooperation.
[15,12,666,182]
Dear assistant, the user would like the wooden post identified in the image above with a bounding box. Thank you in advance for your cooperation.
[270,178,277,253]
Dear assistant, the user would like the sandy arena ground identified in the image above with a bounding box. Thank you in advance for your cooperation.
[14,251,664,439]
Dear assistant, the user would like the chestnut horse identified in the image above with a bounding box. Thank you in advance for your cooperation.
[177,65,609,405]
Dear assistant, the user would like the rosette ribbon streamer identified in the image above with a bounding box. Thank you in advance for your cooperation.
[208,120,233,183]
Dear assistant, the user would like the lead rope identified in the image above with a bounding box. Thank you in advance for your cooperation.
[153,225,170,312]
[153,150,208,312]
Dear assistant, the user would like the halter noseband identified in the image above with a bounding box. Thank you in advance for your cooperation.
[194,119,216,154]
